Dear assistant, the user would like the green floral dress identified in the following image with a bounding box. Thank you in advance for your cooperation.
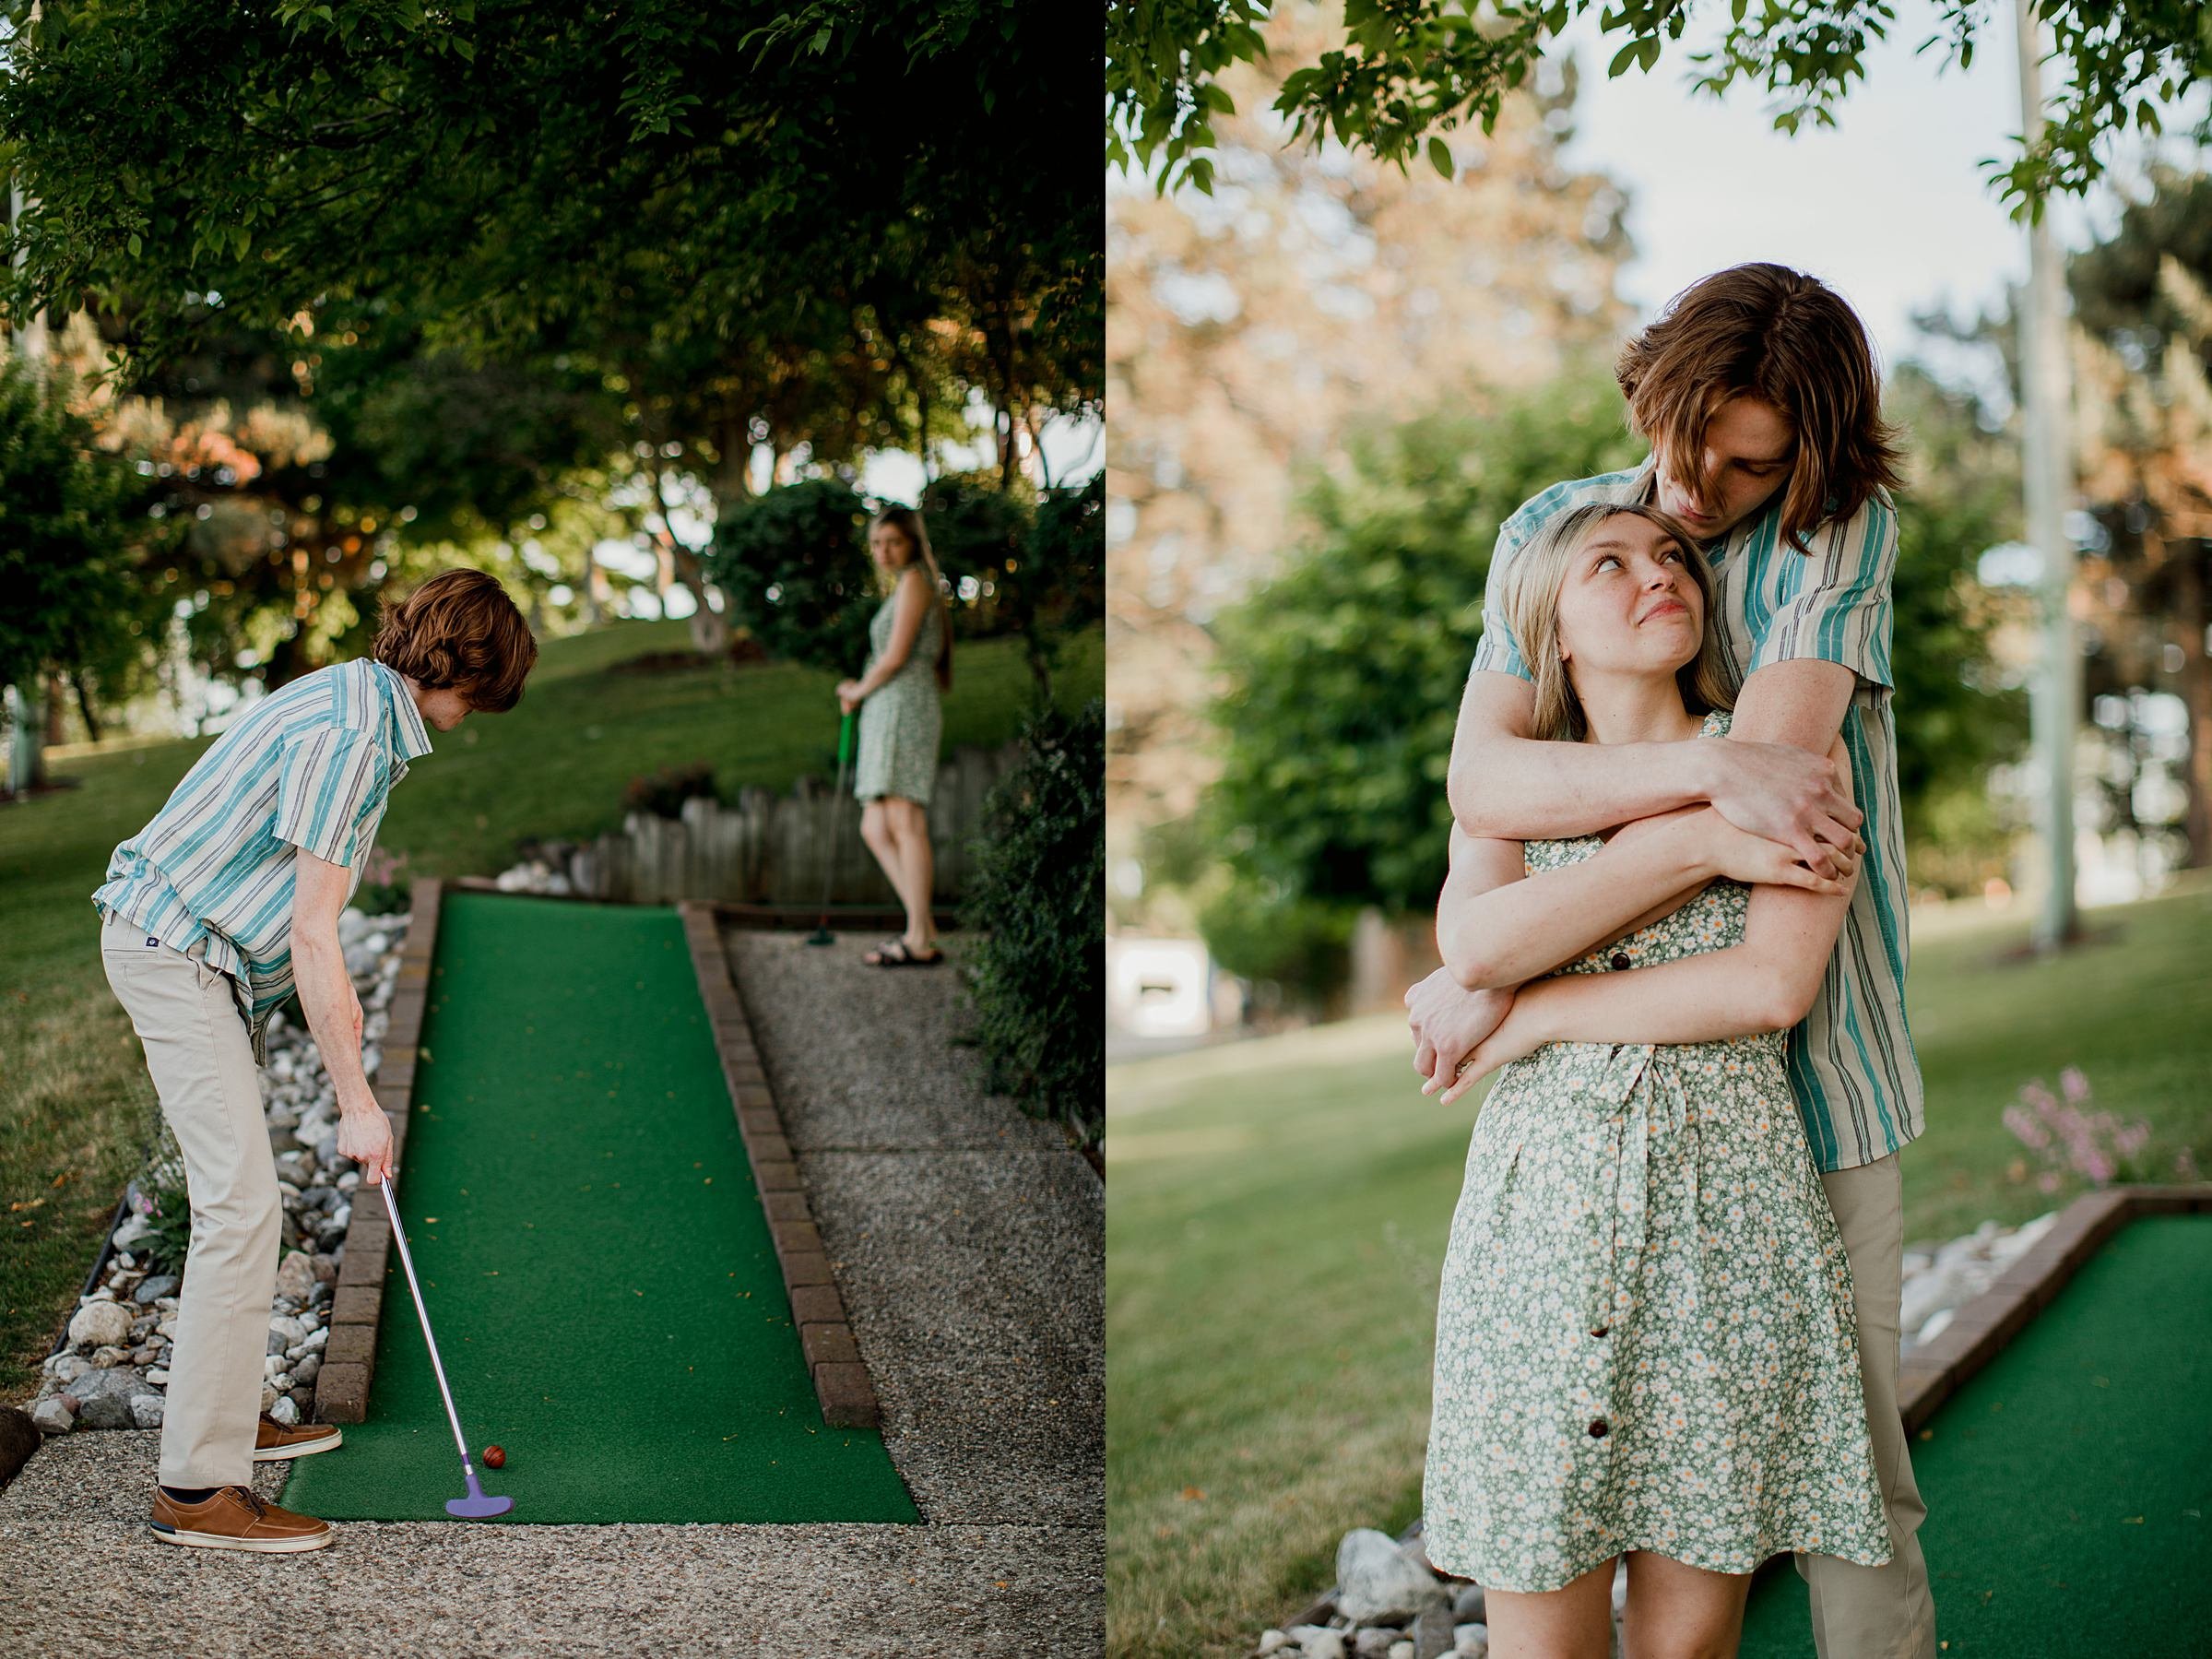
[1421,708,1892,1593]
[853,588,943,807]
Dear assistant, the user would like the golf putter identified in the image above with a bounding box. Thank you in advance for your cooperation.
[377,1172,515,1519]
[806,710,857,946]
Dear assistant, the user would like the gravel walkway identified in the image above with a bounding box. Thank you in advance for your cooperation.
[0,924,1103,1657]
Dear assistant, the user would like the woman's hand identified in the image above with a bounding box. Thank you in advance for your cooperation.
[1691,805,1857,894]
[835,679,864,715]
[1406,968,1514,1092]
[1436,1000,1549,1104]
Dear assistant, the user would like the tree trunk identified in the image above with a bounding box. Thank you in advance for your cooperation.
[43,672,67,745]
[70,670,102,744]
[645,457,730,656]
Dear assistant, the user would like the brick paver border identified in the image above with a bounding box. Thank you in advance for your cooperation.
[677,901,884,1428]
[314,877,444,1424]
[1895,1181,2212,1433]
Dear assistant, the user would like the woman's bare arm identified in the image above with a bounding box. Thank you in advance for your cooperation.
[851,567,932,696]
[1460,735,1859,1063]
[1438,815,1718,991]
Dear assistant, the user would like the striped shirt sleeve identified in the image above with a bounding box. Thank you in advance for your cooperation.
[1469,513,1534,683]
[1747,493,1899,691]
[273,729,382,866]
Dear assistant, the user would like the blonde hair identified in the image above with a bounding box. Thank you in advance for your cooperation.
[870,504,953,693]
[1495,503,1736,742]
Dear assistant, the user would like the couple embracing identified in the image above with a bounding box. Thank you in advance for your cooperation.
[1405,264,1936,1659]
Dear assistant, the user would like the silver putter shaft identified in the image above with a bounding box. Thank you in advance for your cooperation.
[377,1172,514,1518]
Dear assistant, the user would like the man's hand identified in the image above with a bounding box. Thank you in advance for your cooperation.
[337,1108,395,1185]
[1405,967,1515,1096]
[1703,736,1863,880]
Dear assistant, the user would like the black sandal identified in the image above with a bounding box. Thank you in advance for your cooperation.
[865,937,944,967]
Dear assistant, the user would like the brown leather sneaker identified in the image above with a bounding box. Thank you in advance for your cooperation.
[253,1411,343,1461]
[150,1485,333,1552]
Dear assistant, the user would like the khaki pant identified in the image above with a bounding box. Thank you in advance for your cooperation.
[99,909,279,1489]
[1796,1153,1939,1658]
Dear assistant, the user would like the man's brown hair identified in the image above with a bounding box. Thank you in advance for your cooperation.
[372,568,538,712]
[1615,263,1905,553]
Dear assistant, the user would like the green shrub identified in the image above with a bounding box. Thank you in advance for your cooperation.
[958,698,1104,1149]
[129,1127,193,1279]
[704,479,878,674]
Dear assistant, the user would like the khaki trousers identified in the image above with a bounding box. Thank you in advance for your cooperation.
[1796,1152,1939,1658]
[99,909,279,1489]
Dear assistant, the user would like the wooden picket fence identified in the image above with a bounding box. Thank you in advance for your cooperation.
[564,740,1024,906]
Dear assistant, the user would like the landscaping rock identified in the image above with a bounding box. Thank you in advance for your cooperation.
[133,1274,180,1305]
[66,1301,133,1350]
[29,1398,75,1435]
[1337,1529,1447,1623]
[130,1393,166,1430]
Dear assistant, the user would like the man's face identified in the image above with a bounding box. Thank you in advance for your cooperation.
[420,687,474,731]
[1650,394,1795,542]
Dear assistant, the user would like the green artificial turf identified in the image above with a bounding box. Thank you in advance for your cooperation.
[279,889,919,1524]
[1740,1215,2212,1654]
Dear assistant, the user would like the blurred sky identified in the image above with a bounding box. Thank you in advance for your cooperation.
[1545,5,2210,395]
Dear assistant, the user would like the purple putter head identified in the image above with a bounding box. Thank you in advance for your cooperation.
[446,1463,514,1520]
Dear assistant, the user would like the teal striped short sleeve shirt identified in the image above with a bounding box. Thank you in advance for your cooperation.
[91,657,433,1065]
[1468,459,1923,1172]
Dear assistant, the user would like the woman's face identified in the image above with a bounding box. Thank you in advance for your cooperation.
[869,522,914,572]
[1553,514,1703,683]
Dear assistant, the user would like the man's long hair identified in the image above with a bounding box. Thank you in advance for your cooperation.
[372,568,538,712]
[1615,263,1905,553]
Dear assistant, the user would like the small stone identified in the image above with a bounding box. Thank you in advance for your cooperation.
[265,1356,289,1380]
[131,1393,166,1429]
[290,1354,321,1388]
[261,1383,279,1414]
[274,1250,317,1305]
[44,1354,90,1384]
[311,1252,340,1285]
[1452,1627,1488,1658]
[146,1368,170,1387]
[156,1315,179,1338]
[1259,1634,1290,1656]
[30,1398,75,1434]
[303,1325,329,1351]
[269,1315,307,1349]
[1355,1630,1398,1658]
[1389,1644,1414,1659]
[1451,1586,1485,1625]
[67,1301,134,1349]
[89,1345,129,1369]
[133,1274,181,1306]
[1336,1529,1448,1624]
[268,1394,300,1427]
[1290,1630,1347,1659]
[129,1345,160,1366]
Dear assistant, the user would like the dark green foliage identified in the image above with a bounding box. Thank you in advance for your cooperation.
[704,480,879,676]
[0,353,158,697]
[1207,372,1643,927]
[958,699,1104,1149]
[623,761,719,819]
[1109,0,2206,211]
[921,471,1105,697]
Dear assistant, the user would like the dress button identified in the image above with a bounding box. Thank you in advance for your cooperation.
[1589,1418,1609,1438]
[1610,953,1631,971]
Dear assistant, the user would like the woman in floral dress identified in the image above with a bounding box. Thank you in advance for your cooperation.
[837,504,954,966]
[1420,503,1893,1655]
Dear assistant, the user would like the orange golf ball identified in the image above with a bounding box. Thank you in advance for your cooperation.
[482,1445,505,1468]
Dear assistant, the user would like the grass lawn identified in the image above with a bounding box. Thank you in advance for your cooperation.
[1103,872,2212,1658]
[0,619,1100,1404]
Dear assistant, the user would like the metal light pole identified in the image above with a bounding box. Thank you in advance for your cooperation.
[2017,0,2080,952]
